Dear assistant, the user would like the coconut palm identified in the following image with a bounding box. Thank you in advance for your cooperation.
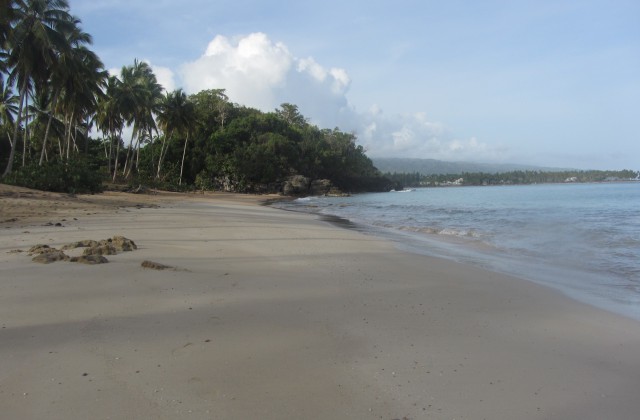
[131,61,162,178]
[0,0,14,71]
[0,77,18,146]
[58,44,106,159]
[116,60,161,179]
[95,75,124,176]
[2,0,75,176]
[36,21,105,164]
[156,88,194,182]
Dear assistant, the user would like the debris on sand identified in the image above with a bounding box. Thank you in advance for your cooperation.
[25,236,137,265]
[69,255,109,264]
[141,260,174,270]
[32,250,69,264]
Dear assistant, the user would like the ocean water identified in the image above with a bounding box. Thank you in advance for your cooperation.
[273,182,640,321]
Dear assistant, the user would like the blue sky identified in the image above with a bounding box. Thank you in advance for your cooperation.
[72,0,639,170]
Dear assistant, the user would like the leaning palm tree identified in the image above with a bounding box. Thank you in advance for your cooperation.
[95,75,124,175]
[58,45,106,159]
[2,0,75,176]
[117,60,161,179]
[40,20,105,164]
[177,94,195,186]
[156,88,194,182]
[126,60,162,179]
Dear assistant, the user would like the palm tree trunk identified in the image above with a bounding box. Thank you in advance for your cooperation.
[108,130,113,175]
[66,110,76,160]
[125,137,139,179]
[57,135,64,159]
[179,132,190,186]
[39,92,60,166]
[134,134,142,176]
[22,96,29,167]
[150,129,156,177]
[112,129,122,182]
[2,79,27,177]
[122,130,136,178]
[156,129,173,179]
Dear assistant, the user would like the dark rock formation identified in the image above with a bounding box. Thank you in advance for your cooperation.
[283,175,310,196]
[69,255,109,264]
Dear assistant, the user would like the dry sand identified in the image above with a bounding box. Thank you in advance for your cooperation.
[1,184,640,419]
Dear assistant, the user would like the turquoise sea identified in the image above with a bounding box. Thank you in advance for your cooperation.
[273,182,640,321]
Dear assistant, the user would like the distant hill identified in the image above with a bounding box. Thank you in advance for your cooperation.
[372,158,569,175]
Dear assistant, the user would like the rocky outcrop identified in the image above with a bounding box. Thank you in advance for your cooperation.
[283,175,310,196]
[282,176,346,197]
[309,179,332,196]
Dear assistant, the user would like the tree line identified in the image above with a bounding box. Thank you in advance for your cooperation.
[385,169,640,187]
[0,0,394,194]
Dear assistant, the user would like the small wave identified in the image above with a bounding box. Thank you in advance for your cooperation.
[439,228,481,238]
[393,225,481,238]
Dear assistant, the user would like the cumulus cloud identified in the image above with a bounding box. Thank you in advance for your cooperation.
[178,32,508,163]
[358,110,508,162]
[182,33,292,110]
[180,32,352,127]
[152,65,176,92]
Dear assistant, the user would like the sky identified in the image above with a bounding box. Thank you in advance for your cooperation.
[71,0,639,170]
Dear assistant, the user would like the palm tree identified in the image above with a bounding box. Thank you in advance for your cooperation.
[116,60,161,179]
[58,43,106,160]
[157,88,194,182]
[95,75,124,176]
[131,61,162,178]
[2,0,75,177]
[35,21,104,164]
[0,1,15,65]
[0,76,18,146]
[177,94,195,186]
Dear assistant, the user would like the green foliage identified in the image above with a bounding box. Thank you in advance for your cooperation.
[154,93,393,194]
[5,159,104,194]
[386,169,640,187]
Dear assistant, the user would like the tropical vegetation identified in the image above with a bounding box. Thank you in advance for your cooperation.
[0,0,394,194]
[386,169,640,188]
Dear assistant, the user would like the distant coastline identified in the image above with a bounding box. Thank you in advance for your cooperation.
[382,168,639,188]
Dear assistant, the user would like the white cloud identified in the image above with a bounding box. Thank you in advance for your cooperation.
[180,32,352,125]
[359,111,508,162]
[151,65,176,92]
[177,32,509,163]
[181,33,293,110]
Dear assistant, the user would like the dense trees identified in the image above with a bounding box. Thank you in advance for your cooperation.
[144,97,393,193]
[0,0,392,194]
[386,169,640,188]
[1,0,106,179]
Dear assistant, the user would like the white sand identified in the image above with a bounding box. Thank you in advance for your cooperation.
[1,186,640,419]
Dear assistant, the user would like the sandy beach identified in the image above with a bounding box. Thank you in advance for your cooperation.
[1,184,640,420]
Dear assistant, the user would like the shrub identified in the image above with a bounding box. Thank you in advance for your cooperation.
[5,159,104,194]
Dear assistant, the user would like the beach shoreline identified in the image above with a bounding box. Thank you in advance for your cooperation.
[1,184,640,419]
